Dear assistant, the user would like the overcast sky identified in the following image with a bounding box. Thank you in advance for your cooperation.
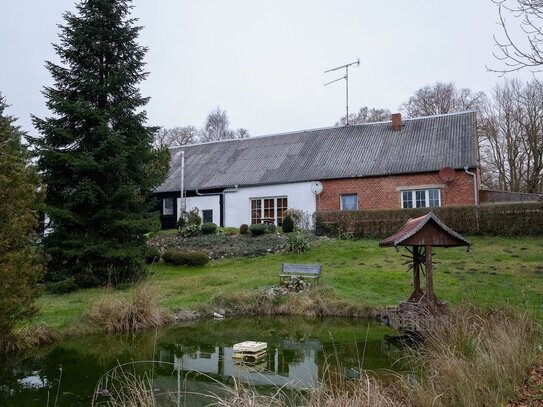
[0,0,535,137]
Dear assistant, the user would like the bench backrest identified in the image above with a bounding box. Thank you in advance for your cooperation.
[281,263,322,276]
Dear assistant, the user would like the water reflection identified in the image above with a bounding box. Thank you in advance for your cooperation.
[0,316,402,407]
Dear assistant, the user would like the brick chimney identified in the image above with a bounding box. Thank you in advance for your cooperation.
[391,113,402,131]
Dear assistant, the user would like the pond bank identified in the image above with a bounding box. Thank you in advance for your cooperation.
[1,316,398,407]
[5,285,379,355]
[4,307,540,407]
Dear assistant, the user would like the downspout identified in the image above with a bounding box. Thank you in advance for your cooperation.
[464,166,478,206]
[464,166,479,233]
[221,185,239,228]
[179,150,185,219]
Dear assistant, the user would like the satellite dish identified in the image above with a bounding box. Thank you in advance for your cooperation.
[439,167,456,182]
[311,181,323,195]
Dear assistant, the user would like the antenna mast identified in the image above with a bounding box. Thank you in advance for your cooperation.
[324,58,360,125]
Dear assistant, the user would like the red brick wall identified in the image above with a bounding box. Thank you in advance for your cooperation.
[316,170,477,211]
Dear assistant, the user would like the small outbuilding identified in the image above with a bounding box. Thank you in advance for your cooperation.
[380,212,471,331]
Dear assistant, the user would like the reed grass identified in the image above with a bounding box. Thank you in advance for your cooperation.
[1,323,54,354]
[88,283,172,334]
[93,363,157,407]
[406,306,542,407]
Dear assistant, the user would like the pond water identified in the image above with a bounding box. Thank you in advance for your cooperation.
[0,317,404,406]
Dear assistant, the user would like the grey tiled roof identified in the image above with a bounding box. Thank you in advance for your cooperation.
[155,111,478,193]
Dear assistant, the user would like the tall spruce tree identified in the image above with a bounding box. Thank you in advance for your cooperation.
[0,94,42,345]
[31,0,168,287]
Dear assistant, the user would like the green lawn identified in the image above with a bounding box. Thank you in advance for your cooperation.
[31,236,543,330]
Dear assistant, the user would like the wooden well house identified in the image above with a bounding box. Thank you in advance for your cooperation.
[379,212,471,332]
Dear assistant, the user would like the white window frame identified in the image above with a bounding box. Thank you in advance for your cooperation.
[250,196,288,225]
[340,193,358,210]
[400,188,441,209]
[163,197,174,215]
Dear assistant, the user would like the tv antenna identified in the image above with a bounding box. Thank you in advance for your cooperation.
[324,58,360,125]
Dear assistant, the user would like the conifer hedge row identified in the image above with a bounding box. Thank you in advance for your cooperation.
[315,202,543,238]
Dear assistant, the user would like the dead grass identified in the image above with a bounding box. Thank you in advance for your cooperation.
[204,286,377,319]
[406,306,542,407]
[92,363,157,407]
[88,283,172,334]
[1,323,55,354]
[303,374,406,407]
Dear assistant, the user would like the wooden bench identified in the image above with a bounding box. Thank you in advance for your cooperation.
[279,263,322,285]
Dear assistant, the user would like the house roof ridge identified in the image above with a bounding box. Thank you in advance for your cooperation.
[168,110,476,152]
[402,110,476,122]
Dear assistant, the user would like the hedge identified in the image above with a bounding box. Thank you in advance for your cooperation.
[315,202,543,238]
[249,223,267,236]
[162,249,210,266]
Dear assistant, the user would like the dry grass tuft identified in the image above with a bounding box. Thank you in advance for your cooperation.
[2,323,54,354]
[89,284,172,334]
[304,374,407,407]
[205,378,291,407]
[92,364,157,407]
[206,286,376,319]
[406,306,542,407]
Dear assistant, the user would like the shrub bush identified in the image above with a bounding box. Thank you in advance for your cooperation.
[179,224,200,238]
[316,202,543,238]
[218,227,238,236]
[47,277,78,294]
[187,207,201,226]
[162,249,209,266]
[266,223,277,234]
[284,232,310,253]
[239,224,249,235]
[176,217,186,230]
[249,223,267,236]
[282,215,295,233]
[314,214,326,236]
[201,222,218,235]
[144,246,161,264]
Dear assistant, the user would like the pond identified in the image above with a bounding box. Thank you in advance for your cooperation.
[0,316,405,406]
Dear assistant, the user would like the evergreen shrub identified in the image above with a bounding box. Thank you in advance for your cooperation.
[162,250,209,266]
[47,277,78,294]
[201,222,218,235]
[282,216,295,233]
[144,246,161,264]
[249,223,267,236]
[240,224,249,235]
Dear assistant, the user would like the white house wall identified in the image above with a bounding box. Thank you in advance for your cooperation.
[224,182,316,227]
[177,195,220,225]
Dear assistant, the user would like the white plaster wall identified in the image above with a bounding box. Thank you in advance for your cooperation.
[177,195,220,225]
[224,182,316,227]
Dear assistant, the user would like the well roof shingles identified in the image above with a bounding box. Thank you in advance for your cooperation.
[155,111,477,193]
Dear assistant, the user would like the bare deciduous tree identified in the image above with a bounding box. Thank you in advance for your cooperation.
[155,108,250,147]
[479,78,543,193]
[154,125,199,148]
[400,82,486,118]
[336,106,391,126]
[199,107,249,143]
[490,0,543,74]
